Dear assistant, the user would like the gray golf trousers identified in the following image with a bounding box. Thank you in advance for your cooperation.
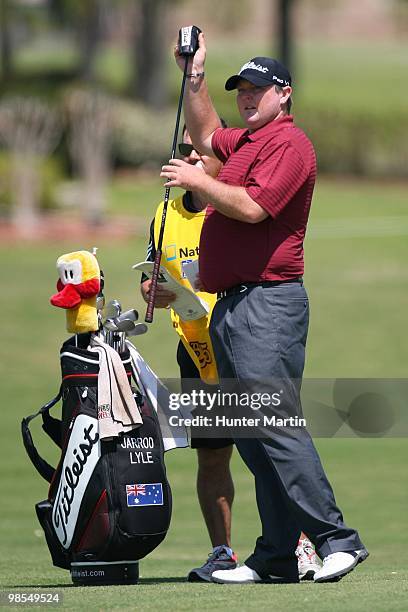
[210,282,366,580]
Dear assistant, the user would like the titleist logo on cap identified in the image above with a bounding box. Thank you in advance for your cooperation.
[225,56,291,90]
[239,61,269,74]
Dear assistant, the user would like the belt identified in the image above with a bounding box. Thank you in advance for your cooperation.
[217,278,303,300]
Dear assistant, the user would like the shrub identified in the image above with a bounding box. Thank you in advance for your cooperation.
[112,101,177,168]
[297,105,408,178]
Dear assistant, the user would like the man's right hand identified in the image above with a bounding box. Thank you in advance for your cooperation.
[174,31,206,74]
[140,279,176,309]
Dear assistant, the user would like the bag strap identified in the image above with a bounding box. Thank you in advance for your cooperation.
[42,405,63,448]
[21,390,62,483]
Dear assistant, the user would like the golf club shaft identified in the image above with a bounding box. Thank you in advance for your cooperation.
[145,55,189,323]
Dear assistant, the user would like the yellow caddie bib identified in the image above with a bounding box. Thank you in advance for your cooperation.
[154,196,218,385]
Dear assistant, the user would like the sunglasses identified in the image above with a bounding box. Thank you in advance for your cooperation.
[178,143,200,156]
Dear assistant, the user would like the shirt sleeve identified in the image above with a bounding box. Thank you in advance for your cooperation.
[245,142,308,218]
[212,127,247,162]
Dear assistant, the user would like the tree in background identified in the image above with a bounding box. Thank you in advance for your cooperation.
[0,0,13,82]
[129,0,169,109]
[0,97,61,235]
[276,0,296,77]
[393,0,408,33]
[76,0,101,82]
[48,0,170,106]
[65,88,113,226]
[48,0,102,82]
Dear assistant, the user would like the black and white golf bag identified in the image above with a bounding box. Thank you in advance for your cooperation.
[21,334,172,585]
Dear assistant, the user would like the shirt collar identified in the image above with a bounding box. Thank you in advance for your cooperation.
[246,115,294,142]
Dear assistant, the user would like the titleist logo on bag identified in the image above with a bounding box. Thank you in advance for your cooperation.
[52,415,100,548]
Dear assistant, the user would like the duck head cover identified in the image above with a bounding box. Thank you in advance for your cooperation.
[50,250,100,334]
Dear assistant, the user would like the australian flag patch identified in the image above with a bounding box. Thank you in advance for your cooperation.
[126,483,164,507]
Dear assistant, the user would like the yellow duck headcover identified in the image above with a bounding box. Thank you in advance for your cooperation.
[50,250,100,334]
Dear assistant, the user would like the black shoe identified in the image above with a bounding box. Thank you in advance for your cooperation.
[188,546,238,583]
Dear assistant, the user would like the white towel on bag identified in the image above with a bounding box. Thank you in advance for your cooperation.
[89,335,143,440]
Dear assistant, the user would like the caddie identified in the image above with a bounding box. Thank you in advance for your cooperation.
[141,125,238,582]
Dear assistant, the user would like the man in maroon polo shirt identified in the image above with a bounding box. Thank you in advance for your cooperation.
[161,31,368,584]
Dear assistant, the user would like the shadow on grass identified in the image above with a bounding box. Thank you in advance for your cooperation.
[10,584,75,589]
[139,577,189,585]
[12,577,188,588]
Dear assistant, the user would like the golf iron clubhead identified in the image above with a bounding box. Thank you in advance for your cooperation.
[126,323,148,337]
[103,299,122,319]
[114,318,136,332]
[116,309,138,323]
[103,318,119,332]
[96,295,105,311]
[103,318,135,333]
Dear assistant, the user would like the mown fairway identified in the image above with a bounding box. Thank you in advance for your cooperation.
[0,177,407,610]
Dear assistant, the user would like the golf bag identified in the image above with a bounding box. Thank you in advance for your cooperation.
[21,334,172,585]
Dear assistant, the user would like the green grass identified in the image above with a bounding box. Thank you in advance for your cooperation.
[304,178,408,377]
[0,440,407,610]
[108,173,184,220]
[1,177,407,609]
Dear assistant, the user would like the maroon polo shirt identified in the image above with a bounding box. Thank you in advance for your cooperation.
[199,115,316,294]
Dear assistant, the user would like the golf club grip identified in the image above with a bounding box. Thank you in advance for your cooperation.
[145,249,162,323]
[178,26,201,56]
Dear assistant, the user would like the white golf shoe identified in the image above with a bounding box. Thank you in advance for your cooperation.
[296,538,321,580]
[211,564,262,584]
[314,549,368,583]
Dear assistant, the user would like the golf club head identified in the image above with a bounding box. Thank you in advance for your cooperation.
[115,318,135,332]
[127,323,148,336]
[103,318,119,332]
[103,299,122,319]
[117,309,138,323]
[96,295,105,311]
